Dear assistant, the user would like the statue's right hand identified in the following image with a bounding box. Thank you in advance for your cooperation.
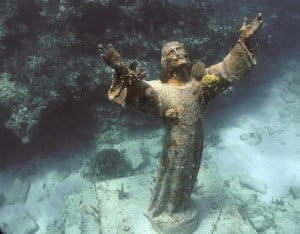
[98,44,124,70]
[98,44,147,99]
[239,13,262,42]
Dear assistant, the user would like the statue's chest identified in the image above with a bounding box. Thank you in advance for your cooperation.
[164,86,197,107]
[157,82,204,123]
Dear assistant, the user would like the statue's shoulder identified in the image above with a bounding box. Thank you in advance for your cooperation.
[146,79,163,88]
[144,79,165,95]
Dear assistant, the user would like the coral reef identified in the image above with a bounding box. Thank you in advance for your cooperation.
[0,0,298,146]
[80,149,132,182]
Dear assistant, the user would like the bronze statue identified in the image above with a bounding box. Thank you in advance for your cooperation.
[98,13,262,234]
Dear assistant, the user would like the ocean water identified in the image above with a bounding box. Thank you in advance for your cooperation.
[0,0,299,233]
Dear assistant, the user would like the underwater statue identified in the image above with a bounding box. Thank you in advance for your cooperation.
[98,13,262,234]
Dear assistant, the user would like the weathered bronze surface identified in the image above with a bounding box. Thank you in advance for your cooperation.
[99,13,262,234]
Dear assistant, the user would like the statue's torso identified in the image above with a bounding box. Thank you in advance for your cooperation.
[147,78,206,127]
[146,78,205,156]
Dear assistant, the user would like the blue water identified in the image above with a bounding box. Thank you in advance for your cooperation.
[0,0,299,233]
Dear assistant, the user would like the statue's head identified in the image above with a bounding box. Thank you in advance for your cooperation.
[159,41,191,83]
[161,41,189,70]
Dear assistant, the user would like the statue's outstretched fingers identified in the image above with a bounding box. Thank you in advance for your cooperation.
[98,43,109,62]
[240,13,263,41]
[250,13,262,27]
[108,44,115,50]
[98,43,106,55]
[240,17,248,40]
[249,13,263,35]
[257,13,263,29]
[242,17,247,28]
[257,12,262,22]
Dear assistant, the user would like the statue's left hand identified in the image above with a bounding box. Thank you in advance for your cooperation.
[239,13,262,42]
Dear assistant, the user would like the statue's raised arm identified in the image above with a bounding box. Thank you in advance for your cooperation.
[203,13,263,102]
[98,44,160,115]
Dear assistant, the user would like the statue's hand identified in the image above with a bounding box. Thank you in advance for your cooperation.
[239,13,262,42]
[108,61,147,103]
[98,43,147,102]
[98,43,124,70]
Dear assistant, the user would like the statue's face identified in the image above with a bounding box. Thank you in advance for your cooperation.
[161,41,188,69]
